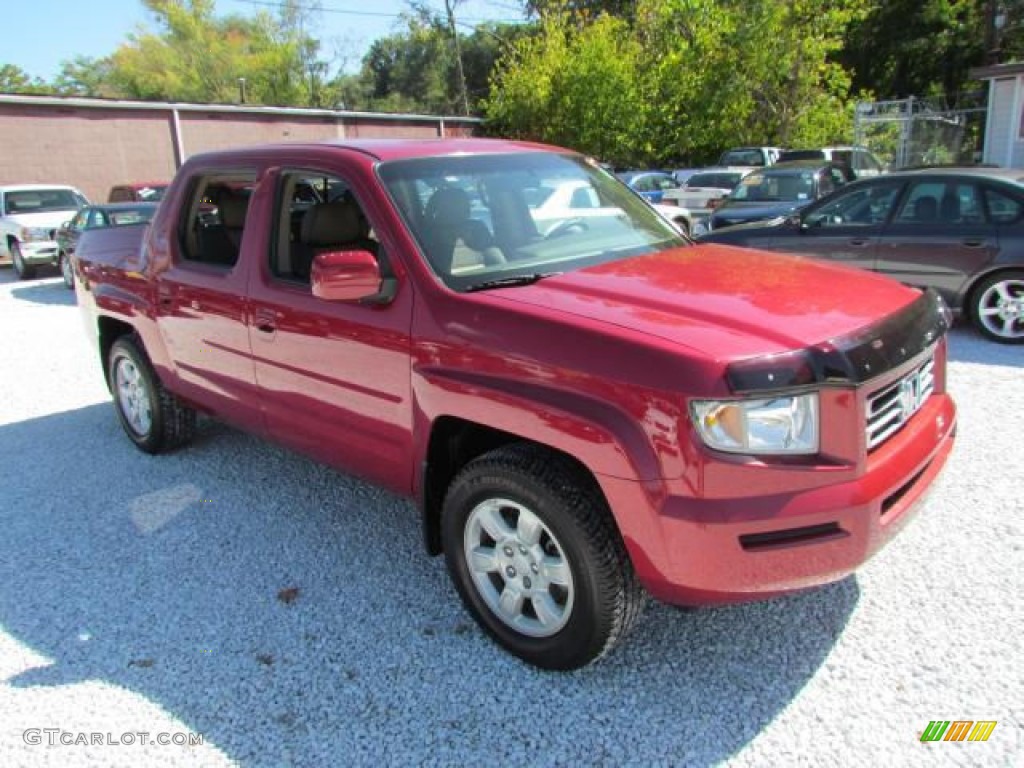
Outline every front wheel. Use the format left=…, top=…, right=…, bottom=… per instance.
left=971, top=271, right=1024, bottom=344
left=59, top=250, right=75, bottom=289
left=441, top=444, right=644, bottom=670
left=10, top=241, right=36, bottom=280
left=108, top=335, right=196, bottom=453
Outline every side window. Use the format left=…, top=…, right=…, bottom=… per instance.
left=633, top=176, right=656, bottom=193
left=656, top=175, right=678, bottom=190
left=984, top=186, right=1024, bottom=224
left=87, top=210, right=108, bottom=228
left=71, top=210, right=88, bottom=230
left=894, top=181, right=945, bottom=224
left=179, top=170, right=256, bottom=268
left=830, top=168, right=848, bottom=188
left=271, top=170, right=380, bottom=284
left=805, top=183, right=900, bottom=227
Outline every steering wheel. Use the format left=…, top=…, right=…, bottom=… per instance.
left=544, top=217, right=589, bottom=239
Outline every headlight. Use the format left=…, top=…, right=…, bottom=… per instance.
left=691, top=393, right=819, bottom=455
left=20, top=227, right=52, bottom=242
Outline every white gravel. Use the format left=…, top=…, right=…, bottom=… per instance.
left=0, top=268, right=1021, bottom=767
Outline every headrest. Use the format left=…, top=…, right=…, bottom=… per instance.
left=426, top=187, right=471, bottom=226
left=460, top=219, right=494, bottom=251
left=301, top=200, right=366, bottom=246
left=218, top=194, right=249, bottom=228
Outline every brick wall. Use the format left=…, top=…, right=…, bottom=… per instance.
left=0, top=97, right=478, bottom=203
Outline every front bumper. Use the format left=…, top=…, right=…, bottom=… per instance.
left=19, top=240, right=60, bottom=265
left=600, top=390, right=956, bottom=606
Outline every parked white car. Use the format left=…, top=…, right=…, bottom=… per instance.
left=661, top=167, right=755, bottom=234
left=529, top=179, right=691, bottom=237
left=1, top=185, right=89, bottom=279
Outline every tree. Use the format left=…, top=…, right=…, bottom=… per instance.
left=0, top=64, right=49, bottom=94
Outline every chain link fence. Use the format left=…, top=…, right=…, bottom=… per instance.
left=853, top=95, right=988, bottom=169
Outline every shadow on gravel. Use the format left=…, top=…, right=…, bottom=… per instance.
left=0, top=404, right=857, bottom=767
left=8, top=277, right=75, bottom=307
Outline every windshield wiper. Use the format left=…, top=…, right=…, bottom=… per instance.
left=464, top=272, right=562, bottom=292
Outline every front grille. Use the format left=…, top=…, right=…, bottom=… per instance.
left=866, top=356, right=935, bottom=450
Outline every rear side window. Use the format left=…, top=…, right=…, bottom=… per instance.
left=178, top=170, right=257, bottom=268
left=896, top=181, right=983, bottom=225
left=984, top=187, right=1024, bottom=224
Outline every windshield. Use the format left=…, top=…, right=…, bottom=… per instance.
left=719, top=149, right=765, bottom=166
left=687, top=172, right=744, bottom=189
left=4, top=188, right=86, bottom=214
left=729, top=171, right=815, bottom=203
left=378, top=152, right=685, bottom=291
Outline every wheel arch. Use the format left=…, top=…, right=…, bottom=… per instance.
left=419, top=414, right=643, bottom=557
left=962, top=265, right=1024, bottom=321
left=97, top=316, right=138, bottom=390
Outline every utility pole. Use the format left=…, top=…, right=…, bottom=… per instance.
left=444, top=0, right=471, bottom=116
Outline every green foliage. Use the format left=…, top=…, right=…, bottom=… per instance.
left=0, top=64, right=49, bottom=94
left=487, top=0, right=870, bottom=165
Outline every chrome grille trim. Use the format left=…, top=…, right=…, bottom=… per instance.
left=866, top=356, right=935, bottom=451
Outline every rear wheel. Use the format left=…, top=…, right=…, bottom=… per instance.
left=970, top=271, right=1024, bottom=344
left=441, top=444, right=644, bottom=670
left=60, top=250, right=75, bottom=289
left=108, top=335, right=196, bottom=453
left=10, top=241, right=36, bottom=280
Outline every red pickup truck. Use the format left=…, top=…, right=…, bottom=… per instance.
left=74, top=138, right=956, bottom=669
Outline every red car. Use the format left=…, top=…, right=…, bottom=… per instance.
left=74, top=139, right=956, bottom=669
left=107, top=182, right=169, bottom=203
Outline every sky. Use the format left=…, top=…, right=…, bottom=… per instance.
left=5, top=0, right=524, bottom=81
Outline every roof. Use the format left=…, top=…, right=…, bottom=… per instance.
left=0, top=93, right=482, bottom=125
left=970, top=62, right=1024, bottom=80
left=749, top=160, right=836, bottom=174
left=0, top=184, right=81, bottom=192
left=892, top=166, right=1024, bottom=182
left=88, top=202, right=161, bottom=211
left=191, top=137, right=567, bottom=164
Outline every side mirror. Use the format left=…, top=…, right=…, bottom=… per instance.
left=311, top=250, right=385, bottom=302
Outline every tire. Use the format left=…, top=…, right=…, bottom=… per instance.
left=108, top=335, right=196, bottom=454
left=441, top=444, right=644, bottom=670
left=59, top=250, right=75, bottom=289
left=10, top=241, right=36, bottom=280
left=970, top=270, right=1024, bottom=344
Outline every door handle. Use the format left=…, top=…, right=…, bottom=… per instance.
left=254, top=308, right=277, bottom=334
left=962, top=238, right=986, bottom=248
left=848, top=238, right=871, bottom=247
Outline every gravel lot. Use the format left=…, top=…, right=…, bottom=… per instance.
left=0, top=267, right=1020, bottom=767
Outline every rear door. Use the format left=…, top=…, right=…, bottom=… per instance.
left=875, top=178, right=999, bottom=306
left=154, top=167, right=262, bottom=429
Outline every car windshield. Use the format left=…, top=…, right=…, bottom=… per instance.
left=687, top=172, right=744, bottom=189
left=719, top=149, right=765, bottom=166
left=378, top=152, right=685, bottom=291
left=108, top=206, right=157, bottom=226
left=4, top=188, right=86, bottom=214
left=134, top=186, right=167, bottom=202
left=729, top=171, right=815, bottom=202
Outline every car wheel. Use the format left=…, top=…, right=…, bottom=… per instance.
left=10, top=241, right=36, bottom=280
left=59, top=251, right=75, bottom=289
left=970, top=271, right=1024, bottom=344
left=108, top=335, right=197, bottom=453
left=441, top=444, right=644, bottom=670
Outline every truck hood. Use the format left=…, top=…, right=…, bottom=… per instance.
left=491, top=244, right=926, bottom=360
left=4, top=210, right=77, bottom=231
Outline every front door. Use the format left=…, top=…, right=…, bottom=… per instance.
left=247, top=167, right=414, bottom=494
